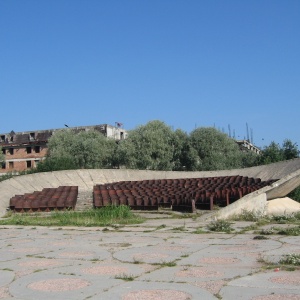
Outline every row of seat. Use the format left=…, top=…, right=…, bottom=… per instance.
left=102, top=176, right=262, bottom=190
left=9, top=186, right=78, bottom=212
left=93, top=176, right=278, bottom=211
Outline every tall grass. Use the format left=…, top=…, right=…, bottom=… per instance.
left=0, top=205, right=144, bottom=227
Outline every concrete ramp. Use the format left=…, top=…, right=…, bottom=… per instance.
left=1, top=158, right=300, bottom=217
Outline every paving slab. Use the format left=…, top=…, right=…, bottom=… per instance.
left=0, top=218, right=299, bottom=300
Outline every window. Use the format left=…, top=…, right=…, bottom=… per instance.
left=0, top=135, right=5, bottom=142
left=35, top=146, right=40, bottom=153
left=30, top=132, right=35, bottom=140
left=1, top=162, right=5, bottom=169
left=26, top=160, right=32, bottom=168
left=26, top=147, right=32, bottom=154
left=2, top=149, right=5, bottom=155
left=120, top=132, right=124, bottom=139
left=9, top=162, right=13, bottom=169
left=9, top=148, right=14, bottom=155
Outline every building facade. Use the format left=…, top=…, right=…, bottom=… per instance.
left=0, top=124, right=127, bottom=174
left=235, top=139, right=261, bottom=154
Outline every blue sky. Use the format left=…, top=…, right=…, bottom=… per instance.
left=1, top=0, right=299, bottom=148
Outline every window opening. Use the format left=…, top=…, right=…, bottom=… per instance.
left=26, top=147, right=32, bottom=154
left=35, top=146, right=40, bottom=153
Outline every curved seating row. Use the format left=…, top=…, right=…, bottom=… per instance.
left=9, top=186, right=78, bottom=212
left=93, top=176, right=278, bottom=212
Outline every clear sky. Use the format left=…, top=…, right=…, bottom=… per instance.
left=1, top=0, right=299, bottom=148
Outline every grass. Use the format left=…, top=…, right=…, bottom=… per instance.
left=171, top=226, right=187, bottom=231
left=114, top=273, right=136, bottom=281
left=0, top=206, right=144, bottom=227
left=253, top=235, right=269, bottom=240
left=258, top=254, right=300, bottom=271
left=207, top=219, right=234, bottom=233
left=193, top=227, right=206, bottom=234
left=279, top=253, right=300, bottom=266
left=152, top=260, right=177, bottom=267
left=232, top=209, right=300, bottom=224
left=258, top=226, right=300, bottom=236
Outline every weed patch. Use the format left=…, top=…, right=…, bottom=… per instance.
left=207, top=219, right=233, bottom=233
left=0, top=206, right=144, bottom=227
left=279, top=253, right=300, bottom=266
left=114, top=273, right=135, bottom=281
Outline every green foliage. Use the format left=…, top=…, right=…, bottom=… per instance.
left=115, top=273, right=136, bottom=281
left=0, top=147, right=4, bottom=164
left=117, top=120, right=176, bottom=170
left=0, top=206, right=144, bottom=227
left=231, top=209, right=267, bottom=222
left=190, top=127, right=243, bottom=171
left=207, top=219, right=233, bottom=233
left=2, top=120, right=299, bottom=174
left=46, top=129, right=117, bottom=169
left=259, top=226, right=300, bottom=236
left=258, top=139, right=299, bottom=165
left=276, top=226, right=300, bottom=236
left=279, top=253, right=300, bottom=266
left=172, top=129, right=199, bottom=171
left=288, top=186, right=300, bottom=203
left=36, top=156, right=77, bottom=172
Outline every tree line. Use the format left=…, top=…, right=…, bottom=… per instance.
left=31, top=120, right=299, bottom=172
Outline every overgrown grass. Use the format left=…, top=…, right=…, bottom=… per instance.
left=0, top=206, right=144, bottom=227
left=279, top=253, right=300, bottom=266
left=258, top=253, right=300, bottom=271
left=207, top=219, right=233, bottom=233
left=231, top=209, right=300, bottom=227
left=230, top=209, right=267, bottom=222
left=259, top=225, right=300, bottom=236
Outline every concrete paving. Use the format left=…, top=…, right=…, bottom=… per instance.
left=0, top=215, right=299, bottom=300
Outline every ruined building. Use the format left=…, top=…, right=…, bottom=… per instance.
left=0, top=124, right=127, bottom=174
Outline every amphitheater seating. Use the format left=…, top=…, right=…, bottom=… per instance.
left=93, top=176, right=278, bottom=212
left=8, top=176, right=278, bottom=213
left=9, top=186, right=78, bottom=212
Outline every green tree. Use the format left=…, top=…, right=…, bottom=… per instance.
left=117, top=120, right=175, bottom=170
left=282, top=139, right=299, bottom=160
left=190, top=127, right=243, bottom=171
left=45, top=129, right=116, bottom=169
left=172, top=129, right=199, bottom=171
left=241, top=151, right=260, bottom=168
left=0, top=147, right=5, bottom=168
left=258, top=139, right=299, bottom=165
left=36, top=156, right=77, bottom=172
left=258, top=141, right=284, bottom=164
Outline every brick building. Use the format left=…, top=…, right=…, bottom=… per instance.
left=0, top=124, right=127, bottom=174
